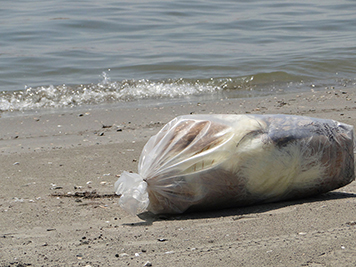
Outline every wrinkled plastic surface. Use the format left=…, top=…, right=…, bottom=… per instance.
left=115, top=172, right=149, bottom=215
left=115, top=114, right=355, bottom=215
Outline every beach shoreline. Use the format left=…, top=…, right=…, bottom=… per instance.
left=1, top=88, right=356, bottom=266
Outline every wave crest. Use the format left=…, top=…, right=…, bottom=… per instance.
left=0, top=71, right=307, bottom=112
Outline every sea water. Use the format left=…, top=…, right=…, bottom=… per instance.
left=1, top=0, right=356, bottom=112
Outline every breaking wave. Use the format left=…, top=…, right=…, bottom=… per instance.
left=0, top=71, right=336, bottom=112
left=0, top=72, right=257, bottom=112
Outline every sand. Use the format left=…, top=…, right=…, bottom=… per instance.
left=1, top=88, right=356, bottom=267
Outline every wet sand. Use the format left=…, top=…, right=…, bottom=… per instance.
left=1, top=88, right=356, bottom=267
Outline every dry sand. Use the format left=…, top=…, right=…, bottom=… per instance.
left=1, top=88, right=356, bottom=266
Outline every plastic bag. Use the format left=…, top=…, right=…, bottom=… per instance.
left=115, top=114, right=355, bottom=215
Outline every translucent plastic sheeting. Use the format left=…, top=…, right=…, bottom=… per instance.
left=115, top=114, right=355, bottom=215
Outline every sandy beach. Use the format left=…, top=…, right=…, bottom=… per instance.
left=1, top=88, right=356, bottom=267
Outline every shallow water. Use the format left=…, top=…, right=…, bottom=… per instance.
left=1, top=0, right=356, bottom=111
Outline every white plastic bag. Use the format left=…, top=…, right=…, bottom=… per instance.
left=115, top=114, right=355, bottom=215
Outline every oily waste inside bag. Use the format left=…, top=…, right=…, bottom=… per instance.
left=115, top=114, right=355, bottom=215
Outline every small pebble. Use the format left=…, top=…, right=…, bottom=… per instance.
left=144, top=261, right=152, bottom=267
left=13, top=197, right=24, bottom=202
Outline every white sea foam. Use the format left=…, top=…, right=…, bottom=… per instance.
left=0, top=71, right=339, bottom=113
left=0, top=73, right=226, bottom=112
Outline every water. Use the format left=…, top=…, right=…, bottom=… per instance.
left=1, top=0, right=356, bottom=112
